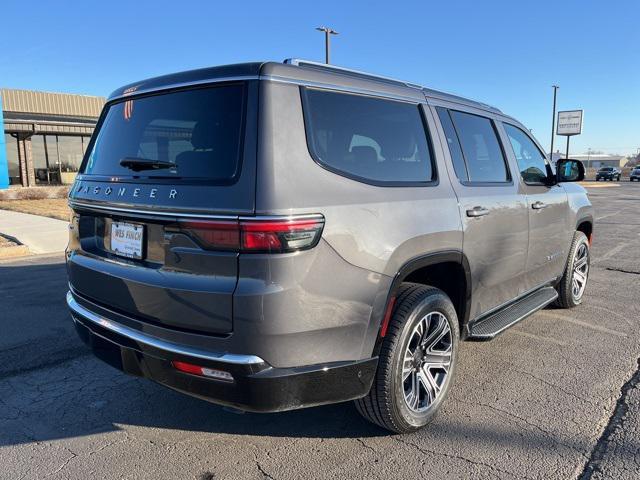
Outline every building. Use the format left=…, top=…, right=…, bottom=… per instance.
left=549, top=151, right=627, bottom=169
left=0, top=88, right=105, bottom=189
left=569, top=154, right=627, bottom=169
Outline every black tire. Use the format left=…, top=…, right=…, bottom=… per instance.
left=555, top=231, right=590, bottom=308
left=355, top=283, right=459, bottom=433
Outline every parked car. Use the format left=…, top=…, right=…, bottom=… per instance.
left=630, top=166, right=640, bottom=181
left=595, top=166, right=621, bottom=181
left=66, top=60, right=593, bottom=433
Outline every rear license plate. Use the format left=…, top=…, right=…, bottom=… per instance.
left=110, top=222, right=144, bottom=259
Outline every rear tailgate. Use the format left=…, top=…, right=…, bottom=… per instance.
left=67, top=80, right=258, bottom=335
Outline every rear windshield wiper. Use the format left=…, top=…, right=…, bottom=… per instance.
left=120, top=157, right=177, bottom=172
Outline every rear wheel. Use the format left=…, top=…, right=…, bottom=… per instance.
left=556, top=231, right=590, bottom=308
left=355, top=283, right=459, bottom=433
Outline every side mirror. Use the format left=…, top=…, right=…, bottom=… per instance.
left=556, top=159, right=585, bottom=183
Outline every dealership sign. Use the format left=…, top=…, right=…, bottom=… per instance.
left=556, top=110, right=583, bottom=136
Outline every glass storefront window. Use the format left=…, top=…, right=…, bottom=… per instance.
left=31, top=135, right=50, bottom=184
left=57, top=136, right=83, bottom=172
left=4, top=134, right=21, bottom=185
left=4, top=133, right=91, bottom=186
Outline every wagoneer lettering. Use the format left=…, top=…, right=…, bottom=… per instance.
left=66, top=59, right=593, bottom=433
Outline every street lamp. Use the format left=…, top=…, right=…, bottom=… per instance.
left=550, top=85, right=559, bottom=161
left=316, top=26, right=338, bottom=64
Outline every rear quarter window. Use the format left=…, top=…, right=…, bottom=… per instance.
left=301, top=88, right=435, bottom=185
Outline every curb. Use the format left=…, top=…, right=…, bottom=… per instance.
left=0, top=233, right=31, bottom=259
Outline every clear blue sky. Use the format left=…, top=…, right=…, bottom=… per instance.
left=1, top=0, right=638, bottom=156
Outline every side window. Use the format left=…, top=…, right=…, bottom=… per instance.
left=449, top=110, right=510, bottom=183
left=503, top=123, right=548, bottom=185
left=302, top=88, right=435, bottom=184
left=435, top=107, right=468, bottom=181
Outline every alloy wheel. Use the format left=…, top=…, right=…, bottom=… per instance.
left=572, top=243, right=589, bottom=301
left=402, top=312, right=452, bottom=413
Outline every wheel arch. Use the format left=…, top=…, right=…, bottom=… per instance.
left=576, top=216, right=594, bottom=244
left=372, top=250, right=472, bottom=355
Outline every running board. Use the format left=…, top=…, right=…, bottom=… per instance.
left=467, top=287, right=558, bottom=341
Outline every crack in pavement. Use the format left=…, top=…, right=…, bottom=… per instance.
left=511, top=367, right=599, bottom=407
left=254, top=451, right=275, bottom=480
left=354, top=437, right=377, bottom=454
left=579, top=358, right=640, bottom=479
left=43, top=447, right=78, bottom=479
left=454, top=399, right=588, bottom=458
left=605, top=267, right=640, bottom=276
left=392, top=436, right=532, bottom=480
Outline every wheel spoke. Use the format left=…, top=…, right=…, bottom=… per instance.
left=422, top=345, right=452, bottom=369
left=574, top=270, right=587, bottom=285
left=422, top=314, right=448, bottom=350
left=574, top=256, right=588, bottom=269
left=414, top=371, right=428, bottom=404
left=420, top=368, right=440, bottom=404
left=406, top=372, right=420, bottom=410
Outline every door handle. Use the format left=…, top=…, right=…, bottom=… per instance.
left=466, top=206, right=490, bottom=217
left=532, top=201, right=548, bottom=210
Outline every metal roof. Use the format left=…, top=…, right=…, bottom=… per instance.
left=106, top=60, right=503, bottom=114
left=1, top=88, right=105, bottom=118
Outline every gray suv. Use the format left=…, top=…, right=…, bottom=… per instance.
left=66, top=60, right=593, bottom=433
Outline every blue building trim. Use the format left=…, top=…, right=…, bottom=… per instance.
left=0, top=93, right=9, bottom=189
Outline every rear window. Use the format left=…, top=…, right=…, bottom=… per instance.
left=82, top=84, right=246, bottom=182
left=599, top=167, right=613, bottom=171
left=301, top=88, right=435, bottom=185
left=448, top=110, right=510, bottom=183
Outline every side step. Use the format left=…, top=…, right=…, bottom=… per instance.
left=467, top=286, right=558, bottom=341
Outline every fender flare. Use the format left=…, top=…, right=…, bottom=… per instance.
left=372, top=250, right=472, bottom=356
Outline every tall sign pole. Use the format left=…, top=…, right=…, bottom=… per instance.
left=550, top=85, right=559, bottom=161
left=556, top=110, right=584, bottom=161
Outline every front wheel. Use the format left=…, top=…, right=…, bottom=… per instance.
left=556, top=231, right=590, bottom=308
left=355, top=283, right=459, bottom=433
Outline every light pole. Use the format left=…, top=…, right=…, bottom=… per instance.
left=550, top=85, right=559, bottom=161
left=316, top=26, right=338, bottom=64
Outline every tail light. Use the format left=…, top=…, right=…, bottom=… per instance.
left=175, top=215, right=324, bottom=253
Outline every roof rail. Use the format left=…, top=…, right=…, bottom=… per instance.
left=283, top=58, right=423, bottom=90
left=283, top=58, right=502, bottom=114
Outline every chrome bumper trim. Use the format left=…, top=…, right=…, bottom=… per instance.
left=66, top=291, right=266, bottom=365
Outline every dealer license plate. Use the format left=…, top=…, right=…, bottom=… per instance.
left=110, top=222, right=144, bottom=259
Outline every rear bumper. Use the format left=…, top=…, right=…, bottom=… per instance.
left=67, top=291, right=377, bottom=412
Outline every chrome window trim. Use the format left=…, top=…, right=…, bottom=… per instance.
left=67, top=291, right=266, bottom=365
left=262, top=74, right=423, bottom=104
left=109, top=73, right=424, bottom=105
left=108, top=75, right=260, bottom=102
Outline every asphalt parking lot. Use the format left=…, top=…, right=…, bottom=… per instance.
left=1, top=182, right=639, bottom=480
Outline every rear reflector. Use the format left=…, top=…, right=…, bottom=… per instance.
left=176, top=215, right=324, bottom=253
left=379, top=296, right=397, bottom=338
left=172, top=361, right=234, bottom=382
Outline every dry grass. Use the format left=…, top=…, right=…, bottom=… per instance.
left=0, top=199, right=70, bottom=221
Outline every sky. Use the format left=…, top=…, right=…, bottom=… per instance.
left=1, top=0, right=638, bottom=156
